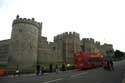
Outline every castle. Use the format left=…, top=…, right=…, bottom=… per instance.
left=0, top=15, right=114, bottom=72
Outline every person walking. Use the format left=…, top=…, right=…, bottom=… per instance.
left=13, top=65, right=20, bottom=77
left=49, top=64, right=53, bottom=73
left=62, top=64, right=66, bottom=71
left=40, top=66, right=44, bottom=76
left=36, top=64, right=40, bottom=76
left=109, top=60, right=114, bottom=70
left=55, top=64, right=59, bottom=73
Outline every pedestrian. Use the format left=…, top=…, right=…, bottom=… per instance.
left=49, top=64, right=53, bottom=73
left=13, top=67, right=20, bottom=77
left=62, top=64, right=66, bottom=71
left=36, top=64, right=40, bottom=76
left=106, top=60, right=111, bottom=70
left=40, top=66, right=44, bottom=76
left=109, top=60, right=114, bottom=70
left=16, top=68, right=20, bottom=76
left=55, top=64, right=59, bottom=73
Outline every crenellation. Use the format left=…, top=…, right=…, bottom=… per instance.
left=16, top=15, right=19, bottom=19
left=32, top=18, right=35, bottom=21
left=65, top=32, right=68, bottom=35
left=58, top=34, right=61, bottom=39
left=73, top=32, right=78, bottom=37
left=95, top=41, right=100, bottom=45
left=54, top=32, right=80, bottom=41
left=13, top=15, right=41, bottom=30
left=82, top=38, right=94, bottom=43
left=24, top=18, right=26, bottom=20
left=69, top=32, right=72, bottom=35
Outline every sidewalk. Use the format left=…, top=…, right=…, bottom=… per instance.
left=0, top=73, right=35, bottom=79
left=0, top=69, right=77, bottom=79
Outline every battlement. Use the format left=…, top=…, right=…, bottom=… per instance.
left=54, top=32, right=80, bottom=41
left=102, top=43, right=113, bottom=47
left=12, top=15, right=42, bottom=30
left=63, top=32, right=79, bottom=37
left=95, top=41, right=100, bottom=45
left=82, top=38, right=94, bottom=43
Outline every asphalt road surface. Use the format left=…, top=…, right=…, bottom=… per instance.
left=0, top=60, right=125, bottom=83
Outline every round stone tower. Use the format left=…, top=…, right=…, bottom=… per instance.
left=8, top=15, right=42, bottom=72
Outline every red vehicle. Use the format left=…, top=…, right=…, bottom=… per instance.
left=74, top=51, right=105, bottom=70
left=0, top=68, right=6, bottom=76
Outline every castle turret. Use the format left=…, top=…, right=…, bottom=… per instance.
left=54, top=32, right=81, bottom=64
left=8, top=15, right=41, bottom=72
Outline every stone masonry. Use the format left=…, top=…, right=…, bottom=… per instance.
left=0, top=15, right=114, bottom=72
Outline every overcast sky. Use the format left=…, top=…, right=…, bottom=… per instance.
left=0, top=0, right=125, bottom=51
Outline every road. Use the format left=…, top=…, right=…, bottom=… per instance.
left=0, top=60, right=125, bottom=83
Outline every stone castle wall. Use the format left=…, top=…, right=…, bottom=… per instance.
left=37, top=36, right=53, bottom=64
left=0, top=15, right=114, bottom=72
left=0, top=39, right=10, bottom=66
left=54, top=32, right=81, bottom=64
left=81, top=38, right=114, bottom=56
left=81, top=38, right=96, bottom=53
left=8, top=15, right=40, bottom=71
left=100, top=43, right=114, bottom=56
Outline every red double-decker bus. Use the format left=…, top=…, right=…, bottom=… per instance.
left=74, top=51, right=105, bottom=70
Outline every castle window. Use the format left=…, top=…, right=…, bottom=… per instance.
left=53, top=47, right=56, bottom=51
left=19, top=29, right=22, bottom=32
